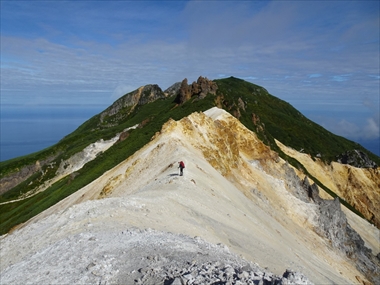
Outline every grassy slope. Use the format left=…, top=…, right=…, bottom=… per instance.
left=215, top=77, right=379, bottom=165
left=1, top=77, right=378, bottom=234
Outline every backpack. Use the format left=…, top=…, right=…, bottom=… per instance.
left=179, top=161, right=185, bottom=168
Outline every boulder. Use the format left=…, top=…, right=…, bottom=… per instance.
left=337, top=150, right=377, bottom=168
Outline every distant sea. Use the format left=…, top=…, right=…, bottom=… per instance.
left=0, top=105, right=106, bottom=162
left=1, top=105, right=379, bottom=162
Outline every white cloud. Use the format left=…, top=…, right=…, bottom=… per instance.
left=328, top=117, right=379, bottom=140
left=363, top=118, right=380, bottom=139
left=336, top=120, right=361, bottom=138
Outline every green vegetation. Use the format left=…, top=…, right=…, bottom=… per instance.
left=214, top=77, right=380, bottom=165
left=1, top=76, right=378, bottom=234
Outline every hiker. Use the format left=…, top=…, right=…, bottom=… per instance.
left=178, top=161, right=185, bottom=176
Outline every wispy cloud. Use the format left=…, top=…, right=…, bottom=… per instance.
left=330, top=74, right=353, bottom=82
left=1, top=0, right=379, bottom=143
left=334, top=117, right=379, bottom=140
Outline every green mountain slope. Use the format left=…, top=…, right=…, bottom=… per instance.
left=215, top=77, right=379, bottom=164
left=0, top=76, right=378, bottom=235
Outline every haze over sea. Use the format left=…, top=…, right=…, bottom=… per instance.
left=1, top=103, right=379, bottom=162
left=0, top=105, right=105, bottom=162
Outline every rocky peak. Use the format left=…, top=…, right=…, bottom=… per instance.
left=163, top=82, right=182, bottom=97
left=196, top=76, right=218, bottom=98
left=176, top=76, right=218, bottom=104
left=100, top=84, right=165, bottom=124
left=137, top=84, right=166, bottom=105
left=337, top=150, right=377, bottom=169
left=178, top=78, right=191, bottom=104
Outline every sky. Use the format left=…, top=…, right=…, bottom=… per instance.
left=1, top=0, right=379, bottom=153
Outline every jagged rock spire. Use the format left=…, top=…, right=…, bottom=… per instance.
left=176, top=76, right=218, bottom=104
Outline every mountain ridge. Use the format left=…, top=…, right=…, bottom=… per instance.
left=0, top=76, right=379, bottom=236
left=1, top=107, right=379, bottom=284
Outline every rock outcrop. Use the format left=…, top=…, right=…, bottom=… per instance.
left=299, top=178, right=380, bottom=285
left=164, top=81, right=182, bottom=98
left=277, top=140, right=380, bottom=230
left=178, top=78, right=192, bottom=104
left=0, top=155, right=57, bottom=195
left=100, top=84, right=166, bottom=125
left=175, top=76, right=218, bottom=104
left=316, top=197, right=380, bottom=285
left=337, top=149, right=378, bottom=169
left=277, top=165, right=380, bottom=285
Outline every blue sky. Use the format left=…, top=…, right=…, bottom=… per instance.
left=1, top=0, right=379, bottom=148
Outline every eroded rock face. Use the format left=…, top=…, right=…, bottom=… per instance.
left=0, top=156, right=57, bottom=195
left=277, top=140, right=380, bottom=230
left=302, top=177, right=323, bottom=204
left=298, top=178, right=380, bottom=285
left=176, top=76, right=218, bottom=104
left=317, top=197, right=380, bottom=285
left=0, top=164, right=40, bottom=195
left=117, top=131, right=130, bottom=143
left=158, top=109, right=275, bottom=176
left=280, top=167, right=380, bottom=285
left=341, top=167, right=380, bottom=229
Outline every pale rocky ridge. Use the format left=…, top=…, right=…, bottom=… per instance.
left=1, top=107, right=379, bottom=285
